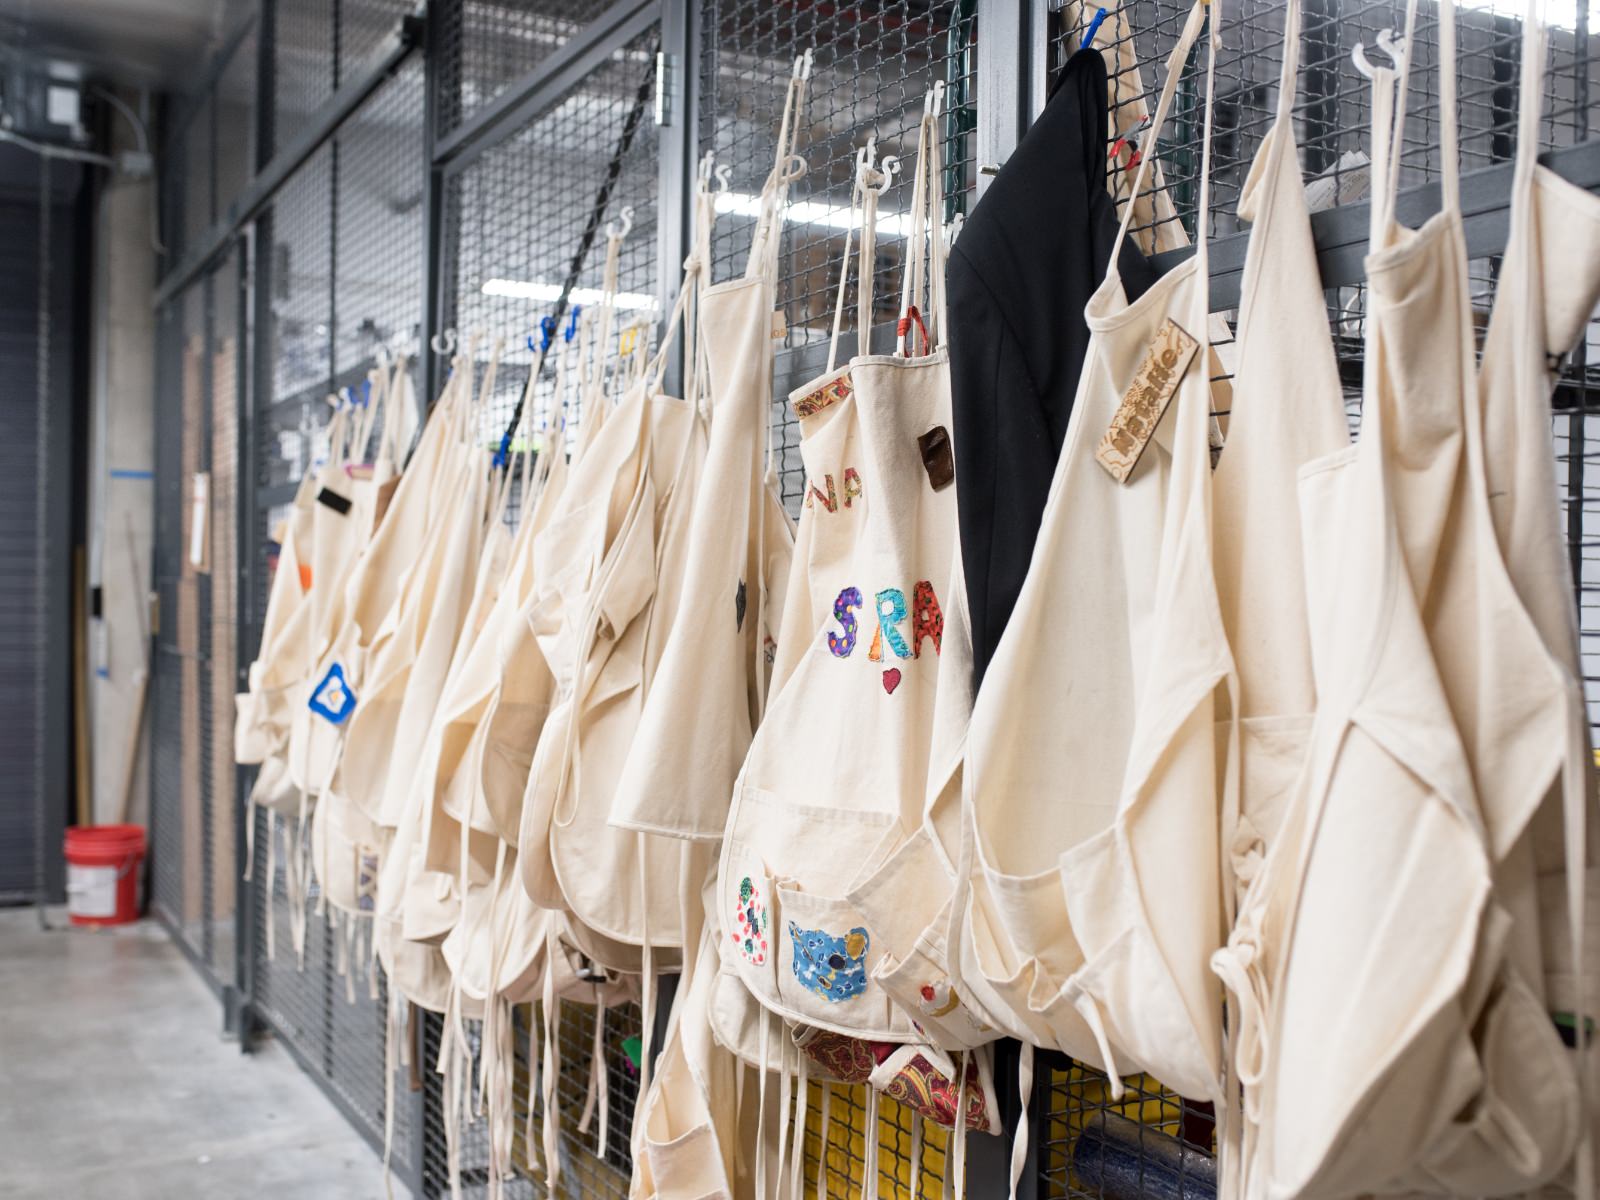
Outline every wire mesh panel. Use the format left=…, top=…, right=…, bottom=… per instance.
left=341, top=0, right=415, bottom=80
left=420, top=1000, right=645, bottom=1199
left=335, top=59, right=428, bottom=375
left=697, top=0, right=978, bottom=509
left=441, top=22, right=662, bottom=452
left=150, top=298, right=189, bottom=930
left=1044, top=0, right=1599, bottom=250
left=274, top=0, right=338, bottom=153
left=433, top=0, right=610, bottom=142
left=799, top=1080, right=956, bottom=1200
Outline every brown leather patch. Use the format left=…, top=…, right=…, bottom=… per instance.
left=918, top=425, right=955, bottom=491
left=1095, top=317, right=1200, bottom=483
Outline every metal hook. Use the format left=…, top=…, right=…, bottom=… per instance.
left=606, top=205, right=635, bottom=241
left=698, top=150, right=716, bottom=186
left=715, top=163, right=733, bottom=193
left=792, top=48, right=814, bottom=80
left=924, top=81, right=946, bottom=119
left=870, top=154, right=901, bottom=195
left=429, top=328, right=457, bottom=355
left=1352, top=28, right=1405, bottom=79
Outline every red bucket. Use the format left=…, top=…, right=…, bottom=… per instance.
left=64, top=824, right=146, bottom=927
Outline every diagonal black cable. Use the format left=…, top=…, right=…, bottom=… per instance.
left=495, top=38, right=661, bottom=466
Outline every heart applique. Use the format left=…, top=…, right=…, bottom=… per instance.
left=882, top=668, right=901, bottom=695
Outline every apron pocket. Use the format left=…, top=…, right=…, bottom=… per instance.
left=873, top=912, right=997, bottom=1051
left=776, top=885, right=898, bottom=1033
left=1409, top=970, right=1579, bottom=1194
left=1064, top=922, right=1221, bottom=1104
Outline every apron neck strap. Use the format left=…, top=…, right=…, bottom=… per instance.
left=1515, top=0, right=1547, bottom=189
left=1275, top=0, right=1301, bottom=125
left=897, top=84, right=950, bottom=355
left=1377, top=0, right=1460, bottom=229
left=826, top=147, right=892, bottom=373
left=745, top=59, right=811, bottom=283
left=1107, top=0, right=1217, bottom=276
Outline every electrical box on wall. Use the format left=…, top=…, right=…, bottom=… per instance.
left=0, top=49, right=88, bottom=145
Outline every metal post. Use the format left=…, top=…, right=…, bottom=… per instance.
left=656, top=0, right=697, bottom=397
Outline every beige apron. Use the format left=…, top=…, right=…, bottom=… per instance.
left=1214, top=21, right=1498, bottom=1193
left=1208, top=0, right=1349, bottom=895
left=309, top=357, right=466, bottom=920
left=609, top=70, right=807, bottom=844
left=717, top=86, right=960, bottom=1046
left=928, top=1, right=1230, bottom=1113
left=1438, top=0, right=1600, bottom=1182
left=630, top=65, right=813, bottom=1200
left=518, top=194, right=713, bottom=969
left=235, top=469, right=316, bottom=768
left=337, top=348, right=490, bottom=831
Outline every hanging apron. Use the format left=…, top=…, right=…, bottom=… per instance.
left=629, top=65, right=812, bottom=1200
left=1207, top=0, right=1350, bottom=910
left=286, top=373, right=390, bottom=797
left=234, top=469, right=317, bottom=768
left=1214, top=17, right=1498, bottom=1192
left=310, top=357, right=465, bottom=918
left=914, top=1, right=1231, bottom=1112
left=609, top=70, right=807, bottom=844
left=1390, top=0, right=1600, bottom=1184
left=716, top=88, right=961, bottom=1045
left=1478, top=0, right=1600, bottom=1165
left=517, top=208, right=711, bottom=969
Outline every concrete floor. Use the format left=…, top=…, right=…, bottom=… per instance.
left=0, top=909, right=407, bottom=1199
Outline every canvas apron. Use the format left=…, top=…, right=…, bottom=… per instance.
left=289, top=359, right=420, bottom=798
left=337, top=348, right=491, bottom=831
left=1399, top=0, right=1600, bottom=1183
left=310, top=357, right=468, bottom=918
left=1212, top=29, right=1493, bottom=1195
left=608, top=67, right=808, bottom=844
left=630, top=66, right=813, bottom=1200
left=235, top=469, right=317, bottom=768
left=517, top=215, right=710, bottom=969
left=1479, top=0, right=1600, bottom=1165
left=909, top=2, right=1230, bottom=1114
left=716, top=88, right=961, bottom=1045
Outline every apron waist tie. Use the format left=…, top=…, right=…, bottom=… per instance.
left=1069, top=986, right=1126, bottom=1101
left=1009, top=1043, right=1034, bottom=1200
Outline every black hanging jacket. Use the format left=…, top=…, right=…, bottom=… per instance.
left=947, top=48, right=1159, bottom=688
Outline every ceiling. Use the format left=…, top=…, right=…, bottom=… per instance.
left=0, top=0, right=249, bottom=90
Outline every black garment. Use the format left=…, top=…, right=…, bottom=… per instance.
left=948, top=49, right=1159, bottom=688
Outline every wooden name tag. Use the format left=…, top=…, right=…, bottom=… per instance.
left=1095, top=318, right=1200, bottom=483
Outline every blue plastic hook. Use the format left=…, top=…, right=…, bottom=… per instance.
left=564, top=305, right=583, bottom=343
left=360, top=378, right=372, bottom=407
left=539, top=314, right=557, bottom=353
left=1081, top=6, right=1109, bottom=49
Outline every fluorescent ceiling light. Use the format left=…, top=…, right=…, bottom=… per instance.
left=479, top=280, right=658, bottom=309
left=714, top=190, right=912, bottom=238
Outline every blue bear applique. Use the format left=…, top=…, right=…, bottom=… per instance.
left=788, top=922, right=870, bottom=1002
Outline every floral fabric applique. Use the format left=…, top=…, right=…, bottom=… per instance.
left=730, top=876, right=769, bottom=966
left=788, top=923, right=870, bottom=1001
left=798, top=1030, right=889, bottom=1082
left=881, top=1052, right=995, bottom=1132
left=793, top=374, right=852, bottom=419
